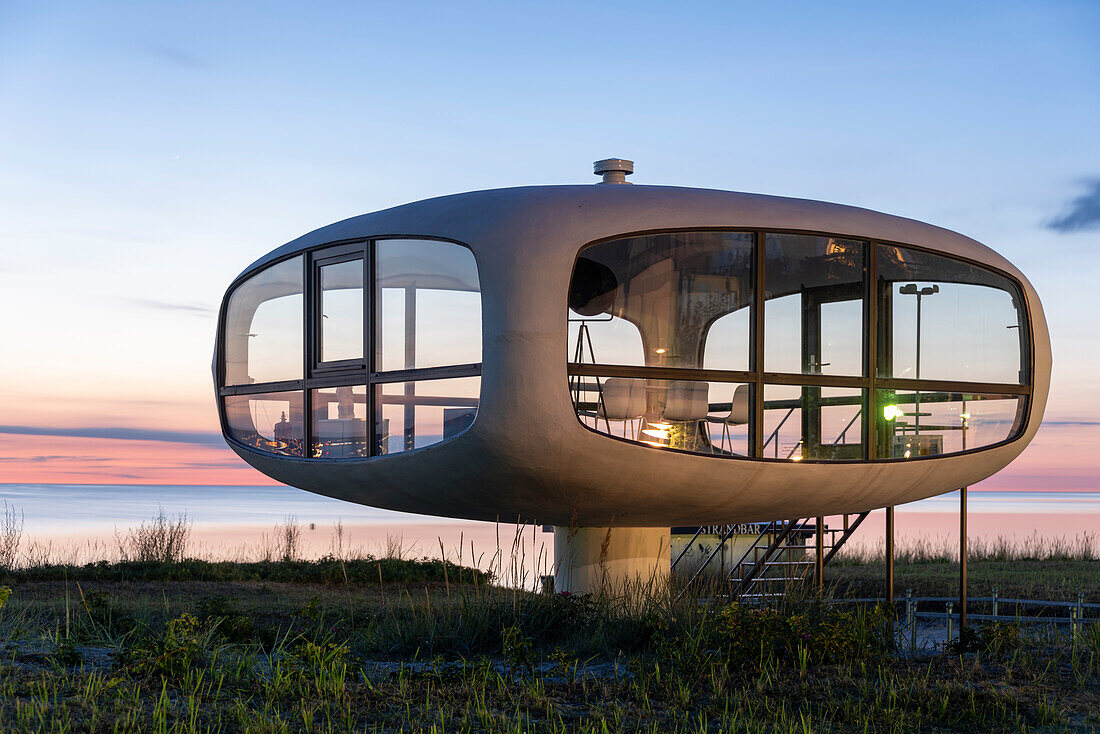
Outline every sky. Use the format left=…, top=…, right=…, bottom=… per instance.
left=0, top=1, right=1098, bottom=490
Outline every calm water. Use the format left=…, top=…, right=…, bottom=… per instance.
left=0, top=484, right=460, bottom=535
left=2, top=484, right=1098, bottom=556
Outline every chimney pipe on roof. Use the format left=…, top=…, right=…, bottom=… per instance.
left=593, top=158, right=634, bottom=185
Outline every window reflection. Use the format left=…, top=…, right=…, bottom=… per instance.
left=375, top=377, right=480, bottom=455
left=568, top=232, right=754, bottom=371
left=225, top=391, right=304, bottom=457
left=376, top=240, right=481, bottom=371
left=571, top=376, right=751, bottom=457
left=223, top=256, right=303, bottom=385
left=877, top=245, right=1027, bottom=384
left=311, top=385, right=368, bottom=458
left=565, top=230, right=1031, bottom=461
left=567, top=316, right=646, bottom=367
left=876, top=390, right=1025, bottom=458
left=319, top=258, right=363, bottom=363
left=763, top=385, right=865, bottom=461
left=765, top=234, right=865, bottom=376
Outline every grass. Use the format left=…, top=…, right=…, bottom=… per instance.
left=0, top=513, right=1096, bottom=731
left=0, top=560, right=1096, bottom=731
left=831, top=532, right=1100, bottom=604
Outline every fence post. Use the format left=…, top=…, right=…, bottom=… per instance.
left=1071, top=607, right=1079, bottom=638
left=1078, top=592, right=1084, bottom=628
left=907, top=589, right=916, bottom=648
left=946, top=601, right=954, bottom=643
left=992, top=587, right=999, bottom=618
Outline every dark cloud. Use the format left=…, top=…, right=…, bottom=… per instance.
left=121, top=298, right=215, bottom=317
left=1040, top=420, right=1100, bottom=426
left=145, top=43, right=205, bottom=68
left=0, top=455, right=114, bottom=463
left=1046, top=179, right=1100, bottom=233
left=176, top=459, right=250, bottom=469
left=0, top=425, right=225, bottom=446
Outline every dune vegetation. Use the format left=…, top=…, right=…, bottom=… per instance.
left=0, top=510, right=1096, bottom=732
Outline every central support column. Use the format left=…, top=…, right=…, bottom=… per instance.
left=553, top=527, right=670, bottom=595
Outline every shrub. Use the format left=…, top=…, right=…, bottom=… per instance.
left=116, top=509, right=191, bottom=563
left=124, top=612, right=209, bottom=679
left=0, top=503, right=23, bottom=571
left=948, top=621, right=1023, bottom=655
left=708, top=602, right=890, bottom=669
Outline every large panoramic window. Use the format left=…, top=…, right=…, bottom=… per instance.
left=223, top=256, right=304, bottom=386
left=568, top=232, right=754, bottom=371
left=765, top=234, right=865, bottom=376
left=219, top=239, right=481, bottom=459
left=376, top=240, right=481, bottom=371
left=877, top=245, right=1027, bottom=385
left=568, top=231, right=1031, bottom=462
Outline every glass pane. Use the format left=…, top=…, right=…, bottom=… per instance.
left=568, top=232, right=754, bottom=371
left=763, top=385, right=865, bottom=461
left=567, top=317, right=646, bottom=366
left=223, top=257, right=303, bottom=385
left=320, top=259, right=363, bottom=363
left=876, top=389, right=1026, bottom=458
left=224, top=390, right=304, bottom=457
left=375, top=377, right=480, bottom=454
left=877, top=245, right=1027, bottom=384
left=571, top=375, right=751, bottom=457
left=765, top=234, right=865, bottom=376
left=376, top=240, right=481, bottom=372
left=311, top=385, right=368, bottom=458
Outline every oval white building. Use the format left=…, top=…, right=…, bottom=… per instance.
left=214, top=162, right=1050, bottom=591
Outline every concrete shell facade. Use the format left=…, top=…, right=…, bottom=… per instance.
left=214, top=184, right=1050, bottom=528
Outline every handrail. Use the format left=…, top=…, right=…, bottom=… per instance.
left=670, top=527, right=706, bottom=572
left=762, top=408, right=795, bottom=456
left=729, top=518, right=811, bottom=598
left=838, top=596, right=1099, bottom=611
left=821, top=512, right=869, bottom=566
left=831, top=408, right=862, bottom=446
left=675, top=523, right=747, bottom=600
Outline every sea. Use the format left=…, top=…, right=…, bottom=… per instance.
left=1, top=484, right=1097, bottom=579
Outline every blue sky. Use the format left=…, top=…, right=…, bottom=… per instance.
left=0, top=0, right=1097, bottom=484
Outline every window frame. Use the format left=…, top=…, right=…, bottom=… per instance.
left=566, top=227, right=1034, bottom=464
left=217, top=236, right=482, bottom=461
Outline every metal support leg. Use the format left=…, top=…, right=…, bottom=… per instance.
left=815, top=516, right=824, bottom=596
left=886, top=506, right=895, bottom=613
left=960, top=487, right=968, bottom=632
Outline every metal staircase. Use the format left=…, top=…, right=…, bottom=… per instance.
left=674, top=513, right=869, bottom=601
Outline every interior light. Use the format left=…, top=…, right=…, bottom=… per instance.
left=791, top=455, right=804, bottom=462
left=883, top=405, right=902, bottom=421
left=640, top=440, right=666, bottom=448
left=655, top=348, right=667, bottom=354
left=960, top=412, right=970, bottom=420
left=648, top=421, right=672, bottom=430
left=641, top=428, right=670, bottom=440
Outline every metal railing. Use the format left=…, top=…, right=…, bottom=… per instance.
left=836, top=590, right=1098, bottom=647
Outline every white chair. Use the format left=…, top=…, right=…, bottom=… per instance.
left=720, top=384, right=750, bottom=454
left=597, top=377, right=647, bottom=438
left=663, top=381, right=710, bottom=422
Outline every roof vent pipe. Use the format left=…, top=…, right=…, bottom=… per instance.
left=593, top=158, right=634, bottom=185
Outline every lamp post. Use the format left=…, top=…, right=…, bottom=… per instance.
left=898, top=284, right=938, bottom=436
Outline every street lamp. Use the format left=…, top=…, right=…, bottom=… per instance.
left=899, top=283, right=939, bottom=436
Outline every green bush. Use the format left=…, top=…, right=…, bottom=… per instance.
left=122, top=612, right=210, bottom=679
left=707, top=602, right=890, bottom=669
left=0, top=556, right=491, bottom=586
